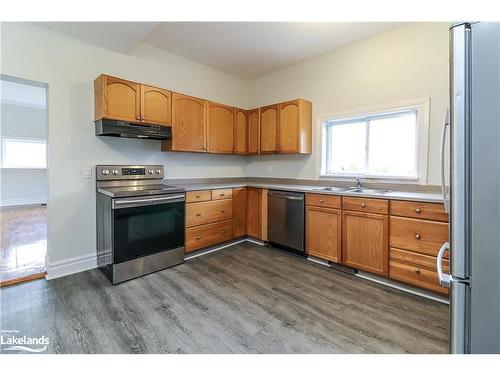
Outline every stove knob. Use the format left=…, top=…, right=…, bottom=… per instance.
left=148, top=169, right=154, bottom=174
left=112, top=169, right=119, bottom=175
left=102, top=169, right=110, bottom=175
left=155, top=169, right=161, bottom=174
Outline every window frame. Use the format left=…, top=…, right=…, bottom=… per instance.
left=318, top=98, right=430, bottom=184
left=1, top=137, right=48, bottom=170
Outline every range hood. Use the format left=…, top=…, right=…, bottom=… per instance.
left=95, top=119, right=171, bottom=140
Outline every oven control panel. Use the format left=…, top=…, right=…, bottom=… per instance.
left=96, top=165, right=164, bottom=180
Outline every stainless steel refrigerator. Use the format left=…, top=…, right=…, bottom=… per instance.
left=438, top=22, right=500, bottom=354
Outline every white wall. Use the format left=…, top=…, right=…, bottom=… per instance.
left=246, top=22, right=450, bottom=185
left=1, top=102, right=48, bottom=206
left=0, top=22, right=248, bottom=268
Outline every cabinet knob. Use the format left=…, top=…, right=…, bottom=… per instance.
left=221, top=209, right=225, bottom=213
left=221, top=230, right=226, bottom=234
left=415, top=208, right=421, bottom=213
left=136, top=115, right=140, bottom=120
left=320, top=199, right=324, bottom=203
left=196, top=236, right=202, bottom=240
left=141, top=116, right=145, bottom=120
left=195, top=213, right=202, bottom=217
left=196, top=195, right=201, bottom=198
left=415, top=268, right=421, bottom=274
left=361, top=203, right=367, bottom=208
left=220, top=193, right=225, bottom=197
left=415, top=234, right=421, bottom=240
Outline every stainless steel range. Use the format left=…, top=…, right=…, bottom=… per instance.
left=96, top=164, right=185, bottom=284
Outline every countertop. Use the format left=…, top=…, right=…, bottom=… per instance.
left=172, top=182, right=444, bottom=203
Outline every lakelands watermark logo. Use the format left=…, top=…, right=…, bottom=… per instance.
left=1, top=329, right=49, bottom=353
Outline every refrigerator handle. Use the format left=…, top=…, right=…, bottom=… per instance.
left=440, top=109, right=450, bottom=213
left=437, top=241, right=451, bottom=287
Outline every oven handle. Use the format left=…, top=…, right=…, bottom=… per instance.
left=112, top=194, right=185, bottom=209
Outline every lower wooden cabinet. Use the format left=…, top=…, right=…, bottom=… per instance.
left=246, top=188, right=262, bottom=239
left=232, top=187, right=247, bottom=238
left=342, top=210, right=389, bottom=276
left=186, top=220, right=233, bottom=253
left=185, top=199, right=232, bottom=228
left=306, top=206, right=341, bottom=263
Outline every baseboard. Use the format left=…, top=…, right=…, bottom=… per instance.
left=45, top=252, right=97, bottom=280
left=0, top=197, right=47, bottom=207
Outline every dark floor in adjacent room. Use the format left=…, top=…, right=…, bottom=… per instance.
left=0, top=242, right=449, bottom=354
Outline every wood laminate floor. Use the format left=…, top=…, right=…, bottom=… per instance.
left=0, top=243, right=449, bottom=354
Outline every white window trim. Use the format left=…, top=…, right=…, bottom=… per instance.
left=1, top=136, right=48, bottom=170
left=316, top=98, right=430, bottom=185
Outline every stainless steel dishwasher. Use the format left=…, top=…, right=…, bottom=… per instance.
left=267, top=190, right=305, bottom=255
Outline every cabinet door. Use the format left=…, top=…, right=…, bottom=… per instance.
left=168, top=93, right=207, bottom=152
left=234, top=108, right=248, bottom=155
left=246, top=188, right=262, bottom=239
left=342, top=210, right=389, bottom=276
left=140, top=84, right=171, bottom=126
left=306, top=206, right=341, bottom=263
left=278, top=99, right=312, bottom=154
left=260, top=104, right=279, bottom=153
left=208, top=102, right=234, bottom=153
left=247, top=108, right=260, bottom=155
left=96, top=75, right=141, bottom=122
left=233, top=188, right=247, bottom=238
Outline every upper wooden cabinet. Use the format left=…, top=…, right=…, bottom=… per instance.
left=234, top=108, right=248, bottom=155
left=140, top=84, right=171, bottom=126
left=162, top=93, right=207, bottom=152
left=94, top=75, right=141, bottom=123
left=208, top=102, right=234, bottom=154
left=247, top=108, right=260, bottom=155
left=278, top=99, right=312, bottom=154
left=260, top=104, right=279, bottom=153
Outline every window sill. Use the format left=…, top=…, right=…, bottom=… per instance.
left=319, top=174, right=423, bottom=185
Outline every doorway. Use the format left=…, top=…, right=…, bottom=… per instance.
left=0, top=75, right=48, bottom=286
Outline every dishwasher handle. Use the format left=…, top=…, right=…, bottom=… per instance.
left=268, top=192, right=304, bottom=201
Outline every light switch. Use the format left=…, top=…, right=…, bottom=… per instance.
left=83, top=167, right=92, bottom=178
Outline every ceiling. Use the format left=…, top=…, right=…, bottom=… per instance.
left=35, top=22, right=402, bottom=79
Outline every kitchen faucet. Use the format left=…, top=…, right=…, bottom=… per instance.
left=355, top=177, right=362, bottom=188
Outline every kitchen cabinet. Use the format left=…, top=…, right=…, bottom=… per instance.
left=246, top=188, right=262, bottom=239
left=342, top=210, right=389, bottom=276
left=186, top=199, right=233, bottom=228
left=260, top=104, right=279, bottom=153
left=306, top=205, right=342, bottom=263
left=208, top=101, right=234, bottom=154
left=186, top=220, right=233, bottom=253
left=234, top=108, right=248, bottom=155
left=247, top=108, right=260, bottom=155
left=94, top=75, right=141, bottom=123
left=232, top=187, right=247, bottom=238
left=140, top=84, right=171, bottom=126
left=162, top=92, right=207, bottom=152
left=278, top=99, right=312, bottom=154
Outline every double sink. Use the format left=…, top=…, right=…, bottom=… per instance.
left=313, top=186, right=392, bottom=195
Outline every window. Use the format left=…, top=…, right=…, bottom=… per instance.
left=1, top=138, right=47, bottom=169
left=320, top=102, right=429, bottom=181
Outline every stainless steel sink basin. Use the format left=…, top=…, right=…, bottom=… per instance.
left=347, top=187, right=392, bottom=195
left=312, top=186, right=350, bottom=192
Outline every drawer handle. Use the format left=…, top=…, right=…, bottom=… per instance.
left=196, top=236, right=202, bottom=240
left=415, top=268, right=421, bottom=274
left=320, top=199, right=324, bottom=203
left=195, top=213, right=202, bottom=217
left=196, top=195, right=201, bottom=199
left=221, top=230, right=226, bottom=234
left=221, top=209, right=225, bottom=213
left=361, top=203, right=367, bottom=208
left=415, top=234, right=421, bottom=240
left=220, top=193, right=225, bottom=197
left=415, top=208, right=421, bottom=213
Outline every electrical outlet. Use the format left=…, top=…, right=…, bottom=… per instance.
left=83, top=167, right=92, bottom=178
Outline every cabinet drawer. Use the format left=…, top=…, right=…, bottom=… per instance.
left=186, top=200, right=233, bottom=228
left=342, top=196, right=389, bottom=214
left=186, top=190, right=211, bottom=203
left=390, top=216, right=449, bottom=257
left=390, top=248, right=449, bottom=294
left=391, top=200, right=448, bottom=222
left=211, top=188, right=233, bottom=200
left=185, top=220, right=233, bottom=253
left=305, top=193, right=341, bottom=209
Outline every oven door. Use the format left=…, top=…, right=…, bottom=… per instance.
left=112, top=193, right=185, bottom=264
